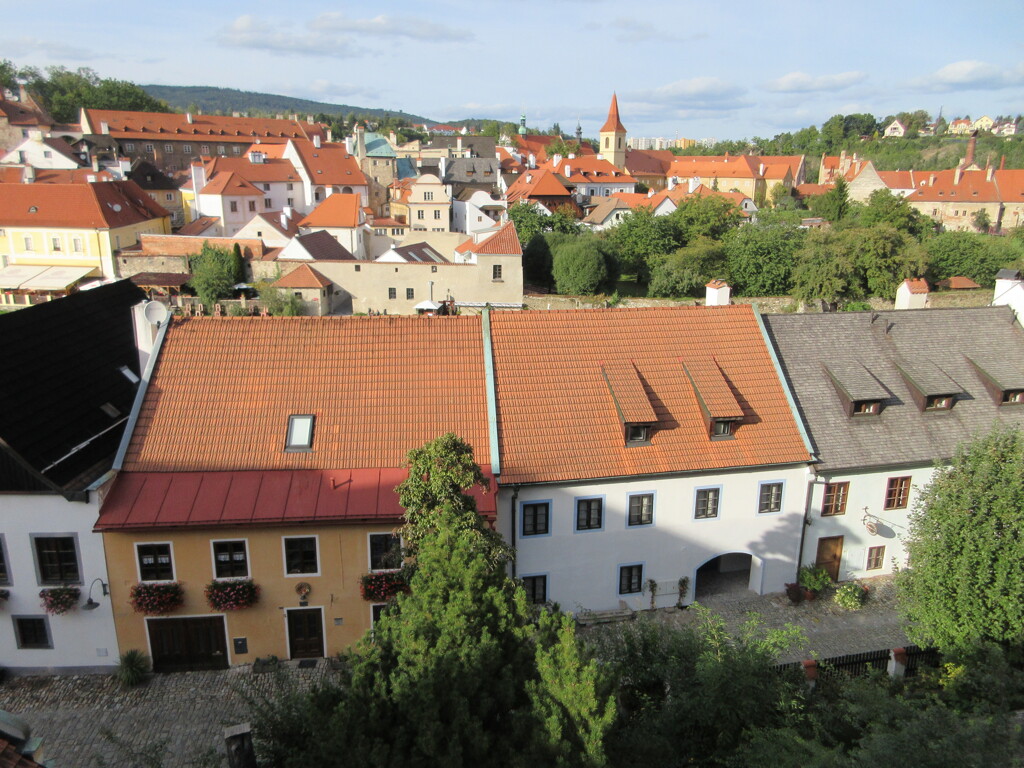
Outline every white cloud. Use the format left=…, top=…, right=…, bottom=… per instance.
left=764, top=71, right=867, bottom=93
left=314, top=12, right=474, bottom=42
left=217, top=15, right=365, bottom=58
left=1, top=37, right=99, bottom=61
left=629, top=77, right=749, bottom=114
left=911, top=60, right=1024, bottom=92
left=305, top=80, right=379, bottom=101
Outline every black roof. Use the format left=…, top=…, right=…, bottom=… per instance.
left=0, top=280, right=145, bottom=495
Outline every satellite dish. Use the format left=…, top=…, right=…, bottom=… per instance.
left=112, top=203, right=122, bottom=212
left=142, top=300, right=170, bottom=326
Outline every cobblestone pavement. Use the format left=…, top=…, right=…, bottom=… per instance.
left=1, top=580, right=909, bottom=767
left=633, top=575, right=910, bottom=664
left=0, top=662, right=340, bottom=768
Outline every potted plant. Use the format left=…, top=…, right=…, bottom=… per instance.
left=797, top=566, right=832, bottom=600
left=833, top=582, right=868, bottom=610
left=253, top=654, right=279, bottom=673
left=204, top=578, right=260, bottom=611
left=129, top=581, right=185, bottom=615
left=359, top=570, right=410, bottom=602
left=646, top=578, right=659, bottom=610
left=784, top=582, right=804, bottom=604
left=39, top=585, right=80, bottom=615
left=676, top=576, right=690, bottom=608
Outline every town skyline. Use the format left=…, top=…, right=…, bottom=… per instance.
left=3, top=0, right=1022, bottom=140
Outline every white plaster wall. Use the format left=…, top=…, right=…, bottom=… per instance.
left=803, top=465, right=936, bottom=580
left=501, top=465, right=808, bottom=614
left=0, top=493, right=119, bottom=672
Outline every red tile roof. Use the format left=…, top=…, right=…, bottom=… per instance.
left=199, top=171, right=263, bottom=197
left=289, top=139, right=367, bottom=187
left=274, top=264, right=332, bottom=289
left=489, top=306, right=810, bottom=484
left=0, top=167, right=115, bottom=184
left=177, top=216, right=219, bottom=236
left=937, top=276, right=982, bottom=290
left=904, top=278, right=930, bottom=294
left=82, top=109, right=326, bottom=144
left=96, top=468, right=497, bottom=530
left=668, top=154, right=762, bottom=181
left=205, top=155, right=301, bottom=184
left=454, top=221, right=522, bottom=256
left=0, top=180, right=168, bottom=228
left=600, top=93, right=627, bottom=133
left=909, top=169, right=1000, bottom=203
left=539, top=155, right=637, bottom=185
left=297, top=193, right=362, bottom=228
left=122, top=315, right=492, bottom=472
left=506, top=168, right=571, bottom=203
left=624, top=148, right=675, bottom=176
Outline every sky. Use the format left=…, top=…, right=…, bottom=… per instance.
left=3, top=0, right=1023, bottom=141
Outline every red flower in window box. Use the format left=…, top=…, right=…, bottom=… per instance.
left=359, top=571, right=410, bottom=602
left=204, top=579, right=260, bottom=611
left=130, top=581, right=184, bottom=615
left=39, top=586, right=80, bottom=615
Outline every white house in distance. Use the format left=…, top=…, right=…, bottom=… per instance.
left=452, top=190, right=507, bottom=236
left=1, top=131, right=82, bottom=169
left=762, top=301, right=1024, bottom=582
left=883, top=119, right=907, bottom=138
left=488, top=305, right=814, bottom=612
left=0, top=281, right=147, bottom=673
left=297, top=193, right=369, bottom=259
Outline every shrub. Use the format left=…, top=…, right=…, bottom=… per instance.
left=39, top=586, right=80, bottom=615
left=129, top=581, right=184, bottom=615
left=797, top=566, right=832, bottom=593
left=114, top=649, right=151, bottom=687
left=834, top=582, right=867, bottom=610
left=204, top=578, right=260, bottom=611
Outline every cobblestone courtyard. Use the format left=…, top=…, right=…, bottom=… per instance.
left=0, top=579, right=909, bottom=767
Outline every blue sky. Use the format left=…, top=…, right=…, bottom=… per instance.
left=3, top=0, right=1023, bottom=141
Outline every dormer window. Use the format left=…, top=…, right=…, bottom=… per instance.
left=626, top=424, right=651, bottom=445
left=285, top=414, right=315, bottom=452
left=1003, top=390, right=1024, bottom=405
left=712, top=419, right=735, bottom=438
left=852, top=400, right=881, bottom=416
left=925, top=395, right=954, bottom=411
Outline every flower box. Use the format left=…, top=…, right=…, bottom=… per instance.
left=39, top=586, right=80, bottom=615
left=129, top=581, right=184, bottom=615
left=205, top=579, right=260, bottom=611
left=359, top=571, right=410, bottom=602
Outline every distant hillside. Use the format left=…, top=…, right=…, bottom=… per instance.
left=141, top=84, right=431, bottom=124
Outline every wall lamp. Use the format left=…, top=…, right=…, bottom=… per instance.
left=82, top=578, right=109, bottom=610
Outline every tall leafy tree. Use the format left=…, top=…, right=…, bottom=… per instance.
left=724, top=222, right=805, bottom=296
left=807, top=177, right=850, bottom=223
left=898, top=426, right=1024, bottom=650
left=647, top=237, right=727, bottom=298
left=551, top=236, right=617, bottom=295
left=668, top=195, right=744, bottom=244
left=609, top=206, right=679, bottom=282
left=188, top=241, right=238, bottom=309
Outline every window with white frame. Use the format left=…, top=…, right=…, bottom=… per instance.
left=369, top=533, right=401, bottom=571
left=285, top=414, right=315, bottom=452
left=136, top=543, right=174, bottom=581
left=283, top=536, right=318, bottom=575
left=694, top=488, right=720, bottom=519
left=212, top=540, right=249, bottom=579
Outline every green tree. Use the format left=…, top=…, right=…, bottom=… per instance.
left=647, top=237, right=727, bottom=298
left=851, top=225, right=929, bottom=298
left=188, top=241, right=238, bottom=309
left=807, top=177, right=850, bottom=223
left=724, top=222, right=805, bottom=296
left=898, top=426, right=1024, bottom=650
left=668, top=195, right=744, bottom=244
left=19, top=64, right=170, bottom=123
left=791, top=228, right=862, bottom=304
left=924, top=231, right=1020, bottom=287
left=856, top=189, right=928, bottom=238
left=508, top=202, right=549, bottom=247
left=523, top=231, right=573, bottom=289
left=971, top=209, right=992, bottom=233
left=254, top=279, right=304, bottom=316
left=609, top=206, right=678, bottom=282
left=551, top=237, right=615, bottom=295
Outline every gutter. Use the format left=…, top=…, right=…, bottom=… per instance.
left=113, top=316, right=171, bottom=471
left=481, top=307, right=501, bottom=476
left=753, top=305, right=816, bottom=458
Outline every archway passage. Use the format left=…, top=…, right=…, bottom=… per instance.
left=694, top=553, right=755, bottom=601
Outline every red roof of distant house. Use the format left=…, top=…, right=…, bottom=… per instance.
left=937, top=276, right=982, bottom=290
left=624, top=148, right=675, bottom=176
left=0, top=180, right=168, bottom=228
left=904, top=278, right=930, bottom=294
left=600, top=93, right=627, bottom=133
left=200, top=171, right=263, bottom=196
left=539, top=155, right=636, bottom=185
left=0, top=167, right=115, bottom=184
left=177, top=216, right=219, bottom=236
left=274, top=264, right=332, bottom=289
left=454, top=221, right=522, bottom=256
left=82, top=109, right=327, bottom=145
left=795, top=183, right=830, bottom=197
left=667, top=154, right=762, bottom=180
left=297, top=193, right=363, bottom=228
left=908, top=169, right=1000, bottom=203
left=205, top=155, right=300, bottom=184
left=506, top=168, right=572, bottom=204
left=288, top=139, right=367, bottom=187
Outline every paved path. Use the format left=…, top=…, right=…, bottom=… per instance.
left=0, top=579, right=909, bottom=767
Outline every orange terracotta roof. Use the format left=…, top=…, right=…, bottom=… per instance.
left=0, top=180, right=168, bottom=228
left=602, top=361, right=657, bottom=423
left=909, top=169, right=1000, bottom=203
left=289, top=139, right=367, bottom=187
left=506, top=168, right=571, bottom=203
left=668, top=184, right=749, bottom=214
left=624, top=148, right=674, bottom=176
left=539, top=155, right=637, bottom=185
left=600, top=93, right=627, bottom=133
left=274, top=264, right=332, bottom=288
left=490, top=306, right=810, bottom=484
left=199, top=171, right=263, bottom=197
left=904, top=278, right=929, bottom=294
left=177, top=216, right=219, bottom=236
left=877, top=170, right=918, bottom=189
left=0, top=98, right=50, bottom=127
left=205, top=155, right=301, bottom=184
left=995, top=169, right=1024, bottom=198
left=82, top=109, right=326, bottom=144
left=512, top=135, right=596, bottom=164
left=453, top=221, right=522, bottom=256
left=297, top=193, right=362, bottom=228
left=938, top=276, right=982, bottom=289
left=668, top=154, right=762, bottom=180
left=123, top=316, right=491, bottom=472
left=758, top=155, right=803, bottom=178
left=497, top=147, right=525, bottom=172
left=0, top=167, right=114, bottom=184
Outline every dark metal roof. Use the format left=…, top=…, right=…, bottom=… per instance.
left=762, top=307, right=1024, bottom=472
left=0, top=280, right=145, bottom=494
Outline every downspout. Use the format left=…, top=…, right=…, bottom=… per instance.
left=112, top=316, right=171, bottom=472
left=509, top=485, right=520, bottom=578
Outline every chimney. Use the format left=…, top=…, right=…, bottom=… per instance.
left=356, top=125, right=365, bottom=159
left=313, top=134, right=321, bottom=149
left=705, top=279, right=731, bottom=307
left=91, top=155, right=100, bottom=172
left=232, top=111, right=241, bottom=118
left=457, top=136, right=463, bottom=154
left=551, top=153, right=563, bottom=168
left=306, top=115, right=314, bottom=124
left=283, top=205, right=293, bottom=221
left=528, top=153, right=536, bottom=169
left=954, top=166, right=962, bottom=185
left=688, top=177, right=700, bottom=193
left=1000, top=155, right=1006, bottom=171
left=191, top=161, right=207, bottom=196
left=389, top=130, right=397, bottom=145
left=186, top=112, right=193, bottom=124
left=759, top=163, right=765, bottom=176
left=87, top=174, right=97, bottom=183
left=290, top=114, right=299, bottom=122
left=565, top=165, right=571, bottom=178
left=929, top=173, right=936, bottom=186
left=100, top=121, right=109, bottom=135
left=276, top=114, right=283, bottom=120
left=440, top=156, right=447, bottom=180
left=23, top=165, right=35, bottom=183
left=986, top=165, right=994, bottom=182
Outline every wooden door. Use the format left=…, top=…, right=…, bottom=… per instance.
left=287, top=608, right=324, bottom=659
left=148, top=617, right=228, bottom=673
left=815, top=536, right=844, bottom=582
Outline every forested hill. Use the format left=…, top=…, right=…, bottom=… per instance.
left=140, top=84, right=430, bottom=124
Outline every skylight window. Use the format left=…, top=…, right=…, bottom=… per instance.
left=285, top=414, right=315, bottom=452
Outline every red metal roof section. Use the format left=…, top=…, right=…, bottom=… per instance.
left=96, top=469, right=497, bottom=530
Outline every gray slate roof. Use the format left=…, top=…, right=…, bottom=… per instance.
left=443, top=158, right=500, bottom=185
left=762, top=307, right=1024, bottom=473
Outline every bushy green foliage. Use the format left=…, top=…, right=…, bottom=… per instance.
left=647, top=237, right=727, bottom=298
left=523, top=232, right=572, bottom=288
left=254, top=279, right=305, bottom=316
left=724, top=222, right=804, bottom=295
left=551, top=236, right=617, bottom=295
left=853, top=188, right=929, bottom=238
left=833, top=583, right=866, bottom=610
left=924, top=231, right=1022, bottom=287
left=188, top=241, right=240, bottom=309
left=797, top=565, right=832, bottom=592
left=113, top=649, right=151, bottom=688
left=609, top=206, right=679, bottom=281
left=669, top=195, right=744, bottom=243
left=807, top=177, right=850, bottom=222
left=898, top=426, right=1024, bottom=650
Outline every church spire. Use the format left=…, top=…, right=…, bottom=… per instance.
left=600, top=93, right=626, bottom=133
left=598, top=93, right=627, bottom=170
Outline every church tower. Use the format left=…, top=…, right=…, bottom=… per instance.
left=599, top=93, right=627, bottom=170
